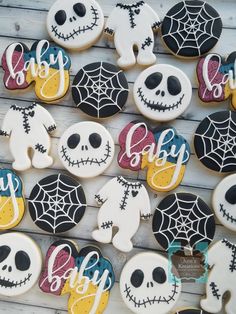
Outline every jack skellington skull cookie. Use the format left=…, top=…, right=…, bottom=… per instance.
left=72, top=62, right=129, bottom=119
left=47, top=0, right=104, bottom=50
left=120, top=252, right=181, bottom=314
left=161, top=1, right=222, bottom=58
left=212, top=174, right=236, bottom=232
left=0, top=232, right=42, bottom=296
left=59, top=122, right=115, bottom=178
left=133, top=64, right=192, bottom=121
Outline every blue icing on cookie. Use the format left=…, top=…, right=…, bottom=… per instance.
left=75, top=256, right=115, bottom=290
left=153, top=127, right=190, bottom=164
left=0, top=169, right=23, bottom=197
left=219, top=63, right=235, bottom=77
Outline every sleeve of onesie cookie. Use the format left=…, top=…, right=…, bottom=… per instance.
left=95, top=178, right=116, bottom=205
left=145, top=5, right=161, bottom=31
left=104, top=8, right=118, bottom=36
left=39, top=105, right=57, bottom=133
left=0, top=108, right=14, bottom=136
left=207, top=240, right=222, bottom=269
left=140, top=185, right=152, bottom=220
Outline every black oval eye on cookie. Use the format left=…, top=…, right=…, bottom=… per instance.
left=152, top=267, right=166, bottom=284
left=0, top=246, right=11, bottom=263
left=15, top=251, right=31, bottom=271
left=167, top=76, right=182, bottom=96
left=225, top=185, right=236, bottom=204
left=55, top=10, right=67, bottom=25
left=145, top=72, right=163, bottom=90
left=89, top=133, right=102, bottom=148
left=73, top=3, right=86, bottom=17
left=67, top=134, right=81, bottom=149
left=130, top=269, right=144, bottom=288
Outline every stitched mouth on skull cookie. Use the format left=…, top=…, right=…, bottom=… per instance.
left=0, top=273, right=32, bottom=288
left=60, top=141, right=112, bottom=167
left=123, top=277, right=179, bottom=308
left=51, top=6, right=99, bottom=41
left=219, top=204, right=236, bottom=224
left=137, top=87, right=185, bottom=112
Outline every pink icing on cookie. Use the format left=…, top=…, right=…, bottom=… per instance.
left=118, top=121, right=155, bottom=170
left=39, top=245, right=75, bottom=295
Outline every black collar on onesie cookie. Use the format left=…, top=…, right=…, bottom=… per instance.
left=116, top=1, right=145, bottom=9
left=116, top=176, right=142, bottom=189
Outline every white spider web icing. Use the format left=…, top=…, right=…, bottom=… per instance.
left=28, top=174, right=86, bottom=233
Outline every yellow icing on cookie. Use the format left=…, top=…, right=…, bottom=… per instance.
left=62, top=277, right=109, bottom=314
left=0, top=196, right=24, bottom=230
left=226, top=81, right=236, bottom=110
left=142, top=156, right=185, bottom=192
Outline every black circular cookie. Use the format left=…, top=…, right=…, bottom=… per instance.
left=194, top=111, right=236, bottom=173
left=72, top=62, right=129, bottom=119
left=28, top=174, right=87, bottom=234
left=175, top=309, right=211, bottom=314
left=152, top=193, right=215, bottom=251
left=161, top=1, right=222, bottom=58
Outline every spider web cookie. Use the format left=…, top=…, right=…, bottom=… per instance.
left=28, top=174, right=87, bottom=234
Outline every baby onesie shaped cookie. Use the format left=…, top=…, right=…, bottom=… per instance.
left=92, top=176, right=151, bottom=252
left=118, top=121, right=190, bottom=192
left=47, top=0, right=104, bottom=50
left=0, top=169, right=25, bottom=230
left=39, top=240, right=115, bottom=314
left=197, top=52, right=236, bottom=109
left=120, top=252, right=181, bottom=314
left=201, top=239, right=236, bottom=314
left=1, top=40, right=71, bottom=102
left=133, top=64, right=192, bottom=121
left=104, top=1, right=161, bottom=68
left=0, top=232, right=42, bottom=296
left=0, top=103, right=56, bottom=171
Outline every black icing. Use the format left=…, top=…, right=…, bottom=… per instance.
left=145, top=72, right=163, bottom=90
left=176, top=310, right=210, bottom=314
left=225, top=185, right=236, bottom=204
left=167, top=76, right=181, bottom=95
left=0, top=246, right=11, bottom=263
left=73, top=3, right=86, bottom=17
left=152, top=267, right=166, bottom=284
left=55, top=10, right=67, bottom=25
left=89, top=133, right=102, bottom=149
left=130, top=269, right=144, bottom=288
left=67, top=133, right=81, bottom=149
left=15, top=251, right=30, bottom=271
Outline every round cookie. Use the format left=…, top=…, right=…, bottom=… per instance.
left=47, top=0, right=104, bottom=50
left=212, top=174, right=236, bottom=232
left=92, top=176, right=151, bottom=252
left=0, top=232, right=42, bottom=296
left=161, top=1, right=222, bottom=58
left=152, top=193, right=215, bottom=251
left=194, top=111, right=236, bottom=173
left=173, top=309, right=211, bottom=314
left=0, top=169, right=25, bottom=230
left=133, top=64, right=192, bottom=121
left=39, top=240, right=115, bottom=313
left=120, top=252, right=181, bottom=314
left=28, top=174, right=87, bottom=234
left=59, top=121, right=115, bottom=178
left=72, top=62, right=129, bottom=119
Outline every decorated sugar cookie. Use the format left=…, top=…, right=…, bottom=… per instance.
left=174, top=309, right=210, bottom=314
left=212, top=174, right=236, bottom=232
left=0, top=232, right=42, bottom=296
left=104, top=1, right=161, bottom=68
left=161, top=1, right=222, bottom=58
left=1, top=40, right=71, bottom=102
left=39, top=240, right=115, bottom=314
left=194, top=111, right=236, bottom=173
left=28, top=174, right=87, bottom=234
left=47, top=0, right=104, bottom=50
left=118, top=121, right=190, bottom=192
left=92, top=176, right=151, bottom=252
left=152, top=193, right=215, bottom=251
left=201, top=239, right=236, bottom=314
left=59, top=121, right=115, bottom=178
left=0, top=103, right=56, bottom=171
left=197, top=52, right=236, bottom=109
left=0, top=169, right=25, bottom=230
left=133, top=64, right=192, bottom=121
left=120, top=252, right=181, bottom=314
left=72, top=62, right=129, bottom=119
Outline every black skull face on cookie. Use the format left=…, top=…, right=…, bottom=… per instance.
left=59, top=122, right=115, bottom=178
left=0, top=233, right=42, bottom=296
left=133, top=65, right=192, bottom=121
left=120, top=252, right=181, bottom=314
left=47, top=0, right=104, bottom=50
